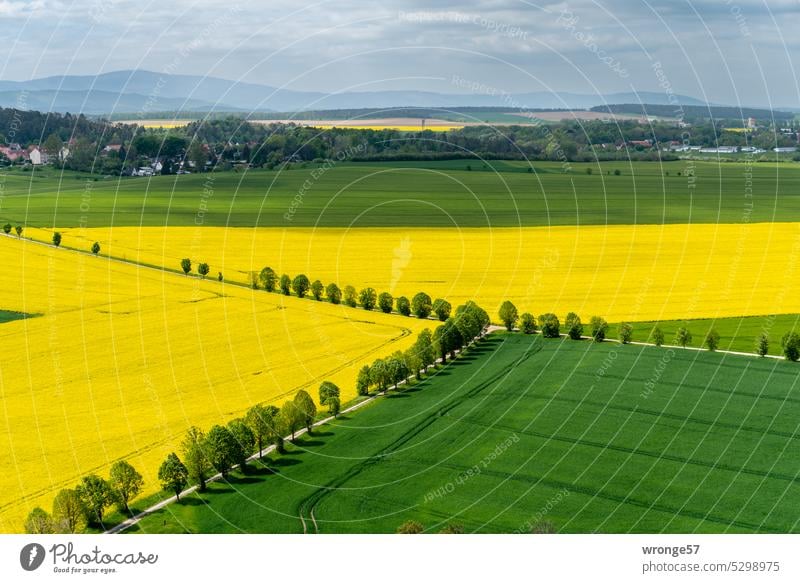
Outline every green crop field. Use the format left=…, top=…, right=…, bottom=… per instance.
left=3, top=160, right=800, bottom=228
left=131, top=333, right=800, bottom=534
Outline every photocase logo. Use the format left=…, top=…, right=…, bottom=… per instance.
left=20, top=543, right=46, bottom=571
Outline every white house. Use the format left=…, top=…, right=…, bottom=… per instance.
left=28, top=147, right=48, bottom=165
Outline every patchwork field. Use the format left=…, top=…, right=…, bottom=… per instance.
left=40, top=221, right=800, bottom=323
left=4, top=160, right=800, bottom=228
left=0, top=235, right=428, bottom=531
left=133, top=334, right=800, bottom=534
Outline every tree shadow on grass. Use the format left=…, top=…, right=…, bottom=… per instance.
left=297, top=439, right=326, bottom=447
left=205, top=485, right=234, bottom=495
left=270, top=457, right=302, bottom=468
left=310, top=430, right=334, bottom=438
left=174, top=496, right=206, bottom=507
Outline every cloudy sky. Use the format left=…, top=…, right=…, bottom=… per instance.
left=1, top=0, right=798, bottom=107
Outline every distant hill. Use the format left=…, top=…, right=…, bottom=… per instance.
left=0, top=70, right=722, bottom=115
left=591, top=103, right=795, bottom=122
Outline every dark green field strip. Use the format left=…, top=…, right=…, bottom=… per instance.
left=132, top=334, right=800, bottom=533
left=4, top=160, right=800, bottom=227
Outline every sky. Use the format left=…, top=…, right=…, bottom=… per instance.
left=0, top=0, right=798, bottom=107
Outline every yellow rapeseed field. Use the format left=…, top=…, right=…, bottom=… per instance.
left=53, top=223, right=800, bottom=323
left=0, top=236, right=428, bottom=532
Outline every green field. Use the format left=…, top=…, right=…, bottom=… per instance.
left=609, top=314, right=800, bottom=356
left=2, top=160, right=800, bottom=227
left=132, top=333, right=800, bottom=534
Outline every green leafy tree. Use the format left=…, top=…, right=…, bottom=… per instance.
left=76, top=474, right=115, bottom=526
left=109, top=460, right=144, bottom=513
left=227, top=419, right=255, bottom=469
left=181, top=426, right=211, bottom=491
left=52, top=489, right=88, bottom=533
left=91, top=241, right=100, bottom=255
left=43, top=133, right=63, bottom=158
left=530, top=520, right=557, bottom=534
left=14, top=225, right=22, bottom=237
left=565, top=312, right=583, bottom=340
left=197, top=262, right=210, bottom=279
left=389, top=351, right=410, bottom=387
left=618, top=323, right=633, bottom=344
left=538, top=313, right=560, bottom=338
left=652, top=326, right=665, bottom=347
left=280, top=399, right=302, bottom=440
left=675, top=327, right=692, bottom=348
left=52, top=231, right=62, bottom=247
left=405, top=346, right=423, bottom=380
left=343, top=285, right=357, bottom=307
left=359, top=287, right=377, bottom=310
left=520, top=312, right=536, bottom=334
left=292, top=274, right=310, bottom=298
left=589, top=316, right=608, bottom=342
left=2, top=223, right=10, bottom=234
left=396, top=296, right=411, bottom=316
left=498, top=301, right=519, bottom=331
left=205, top=425, right=244, bottom=478
left=259, top=267, right=278, bottom=292
left=439, top=523, right=465, bottom=534
left=180, top=258, right=192, bottom=275
left=781, top=332, right=800, bottom=361
left=370, top=358, right=392, bottom=393
left=24, top=507, right=54, bottom=534
left=327, top=396, right=341, bottom=417
left=293, top=389, right=317, bottom=432
left=280, top=274, right=292, bottom=295
left=705, top=328, right=721, bottom=351
left=416, top=329, right=436, bottom=370
left=356, top=364, right=372, bottom=396
left=756, top=332, right=769, bottom=357
left=433, top=298, right=452, bottom=321
left=397, top=520, right=424, bottom=534
left=188, top=140, right=208, bottom=172
left=158, top=453, right=189, bottom=500
left=378, top=292, right=394, bottom=313
left=412, top=292, right=433, bottom=319
left=310, top=279, right=324, bottom=301
left=326, top=282, right=342, bottom=304
left=433, top=325, right=447, bottom=364
left=245, top=404, right=281, bottom=458
left=318, top=381, right=340, bottom=405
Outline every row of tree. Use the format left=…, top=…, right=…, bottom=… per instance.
left=251, top=265, right=453, bottom=320
left=500, top=300, right=800, bottom=360
left=2, top=225, right=102, bottom=255
left=24, top=460, right=143, bottom=533
left=357, top=301, right=490, bottom=398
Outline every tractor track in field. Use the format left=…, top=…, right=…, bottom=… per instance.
left=487, top=391, right=800, bottom=442
left=452, top=415, right=800, bottom=484
left=294, top=336, right=538, bottom=533
left=430, top=459, right=788, bottom=534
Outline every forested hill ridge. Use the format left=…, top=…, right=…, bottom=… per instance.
left=1, top=106, right=799, bottom=175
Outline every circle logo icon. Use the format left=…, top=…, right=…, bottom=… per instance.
left=20, top=543, right=46, bottom=571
